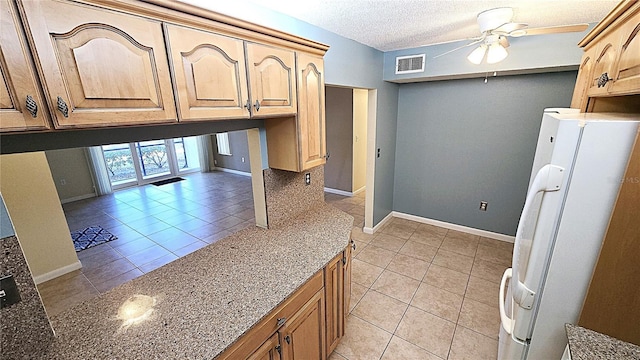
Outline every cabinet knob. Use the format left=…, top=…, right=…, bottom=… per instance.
left=254, top=99, right=261, bottom=112
left=597, top=73, right=612, bottom=88
left=57, top=96, right=69, bottom=118
left=244, top=99, right=251, bottom=113
left=284, top=335, right=291, bottom=344
left=351, top=239, right=356, bottom=251
left=26, top=95, right=38, bottom=118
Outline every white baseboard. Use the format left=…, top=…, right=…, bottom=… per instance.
left=324, top=187, right=353, bottom=197
left=353, top=186, right=366, bottom=195
left=392, top=211, right=515, bottom=243
left=363, top=211, right=393, bottom=234
left=60, top=193, right=96, bottom=204
left=33, top=260, right=83, bottom=285
left=214, top=167, right=251, bottom=177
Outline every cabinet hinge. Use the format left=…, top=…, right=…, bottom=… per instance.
left=275, top=344, right=281, bottom=354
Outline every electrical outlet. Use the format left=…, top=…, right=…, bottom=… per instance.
left=479, top=201, right=488, bottom=211
left=241, top=157, right=245, bottom=163
left=377, top=148, right=381, bottom=158
left=305, top=173, right=311, bottom=185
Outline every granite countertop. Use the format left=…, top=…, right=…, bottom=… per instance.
left=566, top=324, right=640, bottom=360
left=40, top=203, right=353, bottom=359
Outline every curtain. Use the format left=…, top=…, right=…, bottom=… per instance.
left=197, top=135, right=213, bottom=172
left=85, top=146, right=112, bottom=196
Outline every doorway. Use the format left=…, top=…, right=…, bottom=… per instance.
left=102, top=137, right=200, bottom=189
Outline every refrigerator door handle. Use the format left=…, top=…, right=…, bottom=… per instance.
left=499, top=268, right=514, bottom=334
left=512, top=164, right=565, bottom=309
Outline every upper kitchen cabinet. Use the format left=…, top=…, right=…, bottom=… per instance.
left=164, top=24, right=250, bottom=121
left=245, top=42, right=297, bottom=117
left=608, top=9, right=640, bottom=95
left=265, top=53, right=326, bottom=172
left=586, top=32, right=618, bottom=97
left=0, top=0, right=50, bottom=132
left=18, top=0, right=176, bottom=128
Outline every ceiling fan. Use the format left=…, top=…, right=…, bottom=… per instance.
left=435, top=7, right=589, bottom=64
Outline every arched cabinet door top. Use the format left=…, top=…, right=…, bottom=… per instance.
left=165, top=23, right=250, bottom=121
left=20, top=0, right=176, bottom=128
left=610, top=14, right=640, bottom=95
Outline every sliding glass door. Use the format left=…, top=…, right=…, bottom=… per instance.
left=102, top=137, right=201, bottom=189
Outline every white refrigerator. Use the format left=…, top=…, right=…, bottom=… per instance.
left=498, top=109, right=640, bottom=360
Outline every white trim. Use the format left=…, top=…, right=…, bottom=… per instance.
left=214, top=167, right=251, bottom=177
left=33, top=260, right=82, bottom=285
left=392, top=211, right=515, bottom=243
left=364, top=89, right=377, bottom=230
left=60, top=193, right=96, bottom=204
left=363, top=211, right=393, bottom=234
left=247, top=129, right=267, bottom=229
left=353, top=186, right=366, bottom=195
left=324, top=187, right=353, bottom=197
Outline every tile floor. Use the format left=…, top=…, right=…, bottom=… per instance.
left=325, top=194, right=513, bottom=360
left=40, top=180, right=512, bottom=360
left=38, top=171, right=255, bottom=317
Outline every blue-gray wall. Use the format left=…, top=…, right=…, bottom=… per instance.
left=1, top=195, right=15, bottom=238
left=393, top=71, right=577, bottom=235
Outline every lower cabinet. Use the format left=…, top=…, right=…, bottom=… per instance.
left=217, top=243, right=352, bottom=360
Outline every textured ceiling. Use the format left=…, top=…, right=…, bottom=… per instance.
left=244, top=0, right=620, bottom=51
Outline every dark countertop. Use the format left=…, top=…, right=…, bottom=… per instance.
left=39, top=203, right=353, bottom=359
left=566, top=324, right=640, bottom=360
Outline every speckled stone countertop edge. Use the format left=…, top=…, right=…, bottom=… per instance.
left=566, top=324, right=640, bottom=360
left=41, top=203, right=354, bottom=359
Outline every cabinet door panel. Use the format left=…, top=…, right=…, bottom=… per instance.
left=280, top=290, right=325, bottom=360
left=20, top=0, right=176, bottom=128
left=570, top=49, right=595, bottom=111
left=165, top=24, right=250, bottom=121
left=610, top=10, right=640, bottom=95
left=324, top=254, right=343, bottom=355
left=248, top=333, right=281, bottom=360
left=0, top=0, right=49, bottom=131
left=587, top=33, right=619, bottom=96
left=296, top=53, right=325, bottom=170
left=246, top=43, right=296, bottom=117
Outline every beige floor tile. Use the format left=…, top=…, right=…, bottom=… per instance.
left=352, top=240, right=366, bottom=257
left=390, top=218, right=421, bottom=229
left=445, top=230, right=479, bottom=242
left=38, top=271, right=98, bottom=317
left=349, top=283, right=368, bottom=312
left=411, top=283, right=463, bottom=323
left=351, top=259, right=384, bottom=287
left=479, top=237, right=514, bottom=253
left=432, top=249, right=474, bottom=274
left=439, top=236, right=479, bottom=258
left=328, top=351, right=347, bottom=360
left=93, top=268, right=144, bottom=293
left=352, top=290, right=408, bottom=333
left=465, top=276, right=499, bottom=308
left=475, top=244, right=512, bottom=268
left=471, top=259, right=509, bottom=284
left=409, top=225, right=446, bottom=248
left=448, top=325, right=498, bottom=360
left=351, top=226, right=375, bottom=244
left=381, top=336, right=442, bottom=360
left=457, top=298, right=501, bottom=339
left=398, top=241, right=438, bottom=262
left=371, top=270, right=420, bottom=304
left=355, top=245, right=395, bottom=268
left=387, top=253, right=430, bottom=281
left=396, top=306, right=456, bottom=359
left=380, top=222, right=416, bottom=240
left=369, top=233, right=407, bottom=252
left=423, top=264, right=469, bottom=296
left=334, top=315, right=392, bottom=360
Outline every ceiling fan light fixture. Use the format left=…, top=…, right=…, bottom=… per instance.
left=467, top=44, right=487, bottom=65
left=486, top=43, right=508, bottom=64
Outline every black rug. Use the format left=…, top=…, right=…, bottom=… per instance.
left=151, top=177, right=184, bottom=186
left=71, top=226, right=118, bottom=252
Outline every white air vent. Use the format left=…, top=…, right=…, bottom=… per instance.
left=395, top=54, right=425, bottom=74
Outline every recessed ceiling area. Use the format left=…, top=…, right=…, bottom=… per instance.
left=243, top=0, right=620, bottom=51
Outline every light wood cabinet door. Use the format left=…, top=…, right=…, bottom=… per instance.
left=248, top=333, right=281, bottom=360
left=0, top=0, right=50, bottom=132
left=245, top=42, right=296, bottom=117
left=280, top=290, right=326, bottom=360
left=19, top=0, right=176, bottom=128
left=609, top=9, right=640, bottom=95
left=344, top=241, right=353, bottom=320
left=586, top=33, right=619, bottom=97
left=570, top=47, right=596, bottom=111
left=164, top=24, right=250, bottom=121
left=324, top=254, right=344, bottom=355
left=297, top=53, right=326, bottom=171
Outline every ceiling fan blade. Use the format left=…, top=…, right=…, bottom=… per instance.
left=432, top=37, right=484, bottom=59
left=513, top=24, right=589, bottom=37
left=499, top=36, right=510, bottom=48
